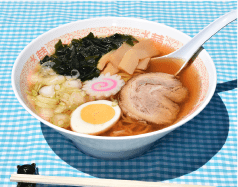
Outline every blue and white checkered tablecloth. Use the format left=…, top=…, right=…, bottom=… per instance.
left=0, top=1, right=237, bottom=187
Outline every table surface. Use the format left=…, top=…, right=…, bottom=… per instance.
left=0, top=1, right=237, bottom=187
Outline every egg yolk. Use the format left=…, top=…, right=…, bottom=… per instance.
left=80, top=104, right=115, bottom=124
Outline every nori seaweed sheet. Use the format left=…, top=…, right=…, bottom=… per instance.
left=40, top=32, right=138, bottom=81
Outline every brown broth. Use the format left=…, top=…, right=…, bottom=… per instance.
left=100, top=57, right=201, bottom=136
left=147, top=58, right=201, bottom=125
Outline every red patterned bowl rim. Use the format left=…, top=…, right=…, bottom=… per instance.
left=20, top=26, right=209, bottom=116
left=12, top=17, right=216, bottom=140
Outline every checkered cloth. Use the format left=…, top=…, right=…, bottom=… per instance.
left=0, top=1, right=236, bottom=187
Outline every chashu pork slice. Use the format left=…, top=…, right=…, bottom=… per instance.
left=119, top=72, right=188, bottom=124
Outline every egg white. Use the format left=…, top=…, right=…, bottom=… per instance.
left=70, top=100, right=121, bottom=135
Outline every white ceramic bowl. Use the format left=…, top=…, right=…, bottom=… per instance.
left=11, top=17, right=217, bottom=160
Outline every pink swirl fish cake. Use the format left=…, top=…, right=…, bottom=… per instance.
left=82, top=73, right=125, bottom=99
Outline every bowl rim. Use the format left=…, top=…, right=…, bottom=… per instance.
left=11, top=16, right=217, bottom=140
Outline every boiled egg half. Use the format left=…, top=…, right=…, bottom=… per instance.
left=70, top=100, right=121, bottom=135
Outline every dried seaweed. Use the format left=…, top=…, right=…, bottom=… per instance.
left=40, top=32, right=138, bottom=81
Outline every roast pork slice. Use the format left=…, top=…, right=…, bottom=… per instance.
left=119, top=72, right=188, bottom=125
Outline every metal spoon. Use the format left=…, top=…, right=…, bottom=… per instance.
left=151, top=9, right=237, bottom=76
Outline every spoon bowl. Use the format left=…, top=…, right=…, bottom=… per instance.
left=152, top=9, right=237, bottom=76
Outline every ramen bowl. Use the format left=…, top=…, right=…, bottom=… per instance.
left=11, top=17, right=216, bottom=160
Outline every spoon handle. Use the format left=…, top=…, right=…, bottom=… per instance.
left=171, top=9, right=237, bottom=62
